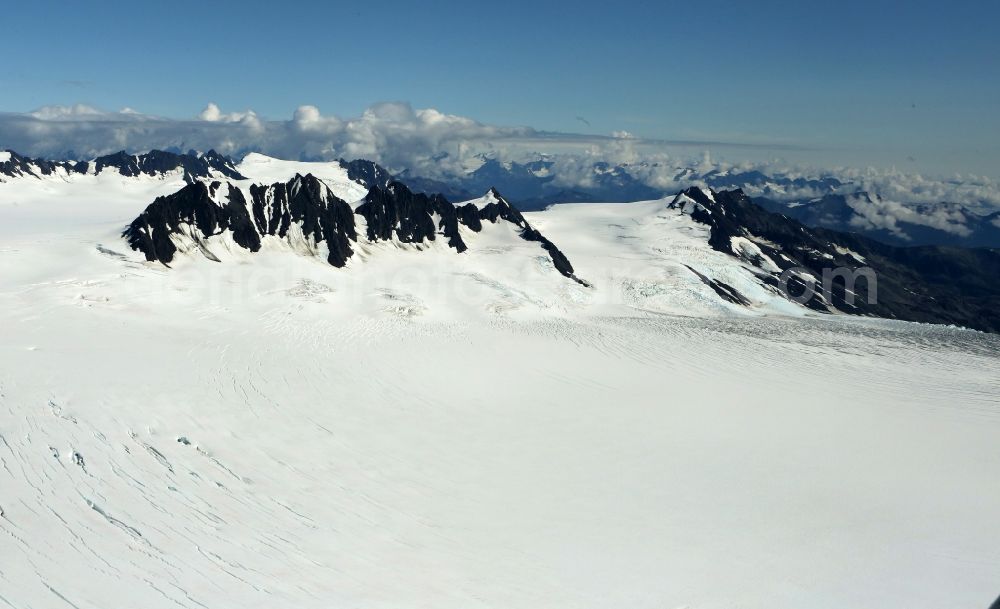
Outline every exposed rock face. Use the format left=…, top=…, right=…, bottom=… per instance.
left=248, top=175, right=357, bottom=266
left=1, top=149, right=244, bottom=181
left=465, top=187, right=529, bottom=226
left=354, top=182, right=587, bottom=284
left=122, top=176, right=588, bottom=286
left=355, top=182, right=453, bottom=247
left=124, top=181, right=236, bottom=264
left=670, top=187, right=1000, bottom=333
left=339, top=159, right=394, bottom=190
left=0, top=150, right=83, bottom=178
left=682, top=264, right=753, bottom=307
left=124, top=174, right=356, bottom=267
left=333, top=156, right=1000, bottom=247
left=455, top=187, right=588, bottom=285
left=91, top=150, right=245, bottom=181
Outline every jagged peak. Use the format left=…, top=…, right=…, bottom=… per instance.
left=459, top=187, right=512, bottom=211
left=338, top=158, right=394, bottom=190
left=201, top=148, right=226, bottom=160
left=286, top=172, right=342, bottom=202
left=668, top=188, right=712, bottom=216
left=95, top=150, right=133, bottom=160
left=0, top=148, right=244, bottom=181
left=669, top=187, right=751, bottom=214
left=122, top=175, right=587, bottom=286
left=486, top=186, right=505, bottom=202
left=385, top=180, right=410, bottom=196
left=0, top=149, right=83, bottom=179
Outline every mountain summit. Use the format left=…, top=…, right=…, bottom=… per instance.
left=123, top=175, right=590, bottom=286
left=667, top=187, right=1000, bottom=332
left=0, top=149, right=244, bottom=182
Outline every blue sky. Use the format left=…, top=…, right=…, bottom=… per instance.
left=1, top=0, right=998, bottom=176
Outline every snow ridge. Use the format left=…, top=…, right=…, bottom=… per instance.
left=0, top=149, right=244, bottom=182
left=123, top=177, right=590, bottom=285
left=666, top=186, right=1000, bottom=332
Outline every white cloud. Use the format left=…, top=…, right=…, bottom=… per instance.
left=27, top=104, right=127, bottom=121
left=0, top=102, right=538, bottom=177
left=845, top=194, right=974, bottom=237
left=1, top=102, right=999, bottom=228
left=197, top=103, right=264, bottom=134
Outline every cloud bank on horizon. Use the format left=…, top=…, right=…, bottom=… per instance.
left=0, top=102, right=543, bottom=173
left=2, top=102, right=1000, bottom=218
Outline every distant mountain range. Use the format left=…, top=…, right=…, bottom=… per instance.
left=670, top=187, right=1000, bottom=333
left=4, top=148, right=998, bottom=249
left=397, top=157, right=663, bottom=209
left=2, top=148, right=999, bottom=332
left=754, top=192, right=1000, bottom=249
left=124, top=175, right=588, bottom=286
left=0, top=148, right=244, bottom=181
left=393, top=154, right=1000, bottom=249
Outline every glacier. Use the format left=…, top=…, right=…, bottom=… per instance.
left=0, top=154, right=997, bottom=609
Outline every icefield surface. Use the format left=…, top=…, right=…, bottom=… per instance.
left=0, top=159, right=998, bottom=609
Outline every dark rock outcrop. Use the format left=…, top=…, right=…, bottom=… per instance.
left=93, top=149, right=245, bottom=181
left=682, top=264, right=752, bottom=306
left=355, top=182, right=447, bottom=246
left=669, top=187, right=1000, bottom=333
left=455, top=188, right=589, bottom=285
left=124, top=181, right=232, bottom=265
left=124, top=174, right=357, bottom=267
left=339, top=159, right=394, bottom=190
left=0, top=150, right=80, bottom=178
left=394, top=173, right=478, bottom=204
left=248, top=175, right=357, bottom=266
left=353, top=182, right=587, bottom=283
left=122, top=176, right=587, bottom=285
left=1, top=149, right=243, bottom=182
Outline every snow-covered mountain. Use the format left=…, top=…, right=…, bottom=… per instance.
left=1, top=151, right=999, bottom=609
left=397, top=155, right=663, bottom=208
left=756, top=191, right=1000, bottom=248
left=397, top=154, right=846, bottom=209
left=0, top=148, right=244, bottom=182
left=6, top=147, right=998, bottom=248
left=393, top=153, right=1000, bottom=248
left=113, top=156, right=1000, bottom=334
left=2, top=149, right=996, bottom=331
left=123, top=175, right=588, bottom=286
left=666, top=187, right=1000, bottom=332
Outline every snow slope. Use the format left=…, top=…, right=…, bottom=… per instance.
left=236, top=153, right=369, bottom=203
left=1, top=162, right=999, bottom=609
left=456, top=188, right=505, bottom=209
left=522, top=198, right=807, bottom=318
